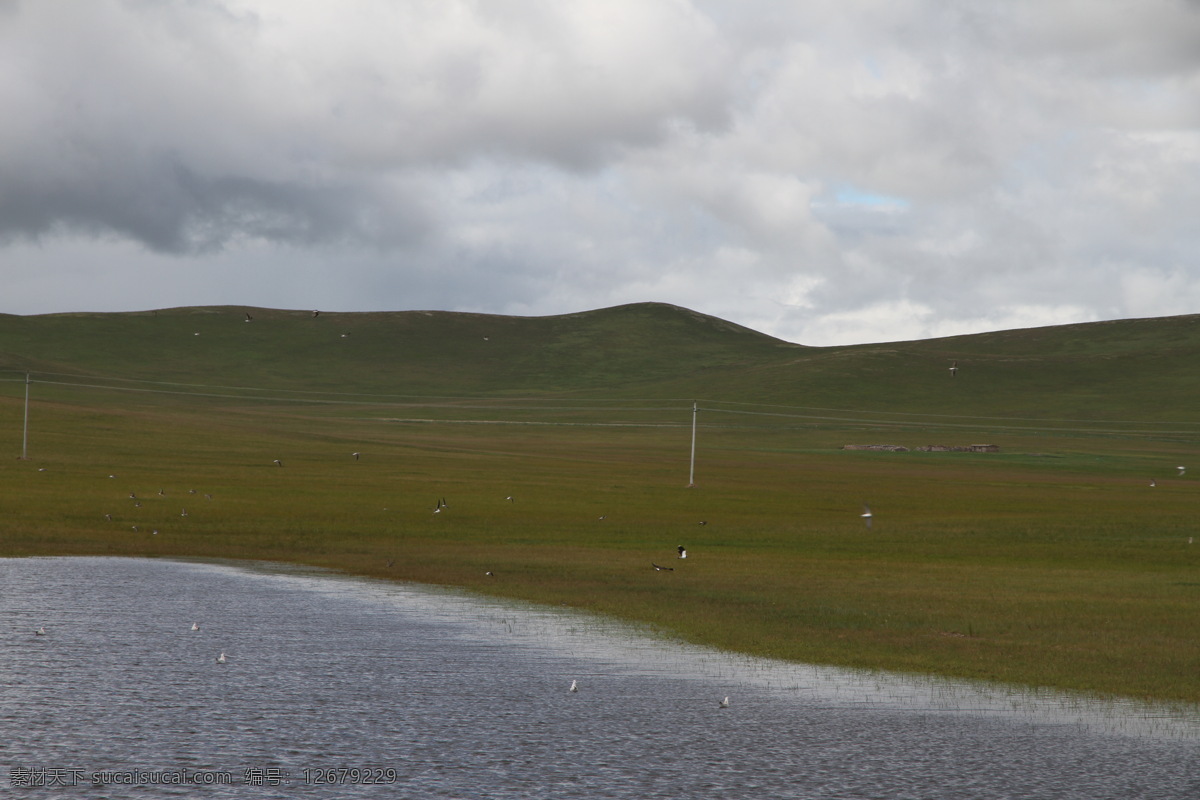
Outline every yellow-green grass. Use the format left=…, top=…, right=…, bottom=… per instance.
left=2, top=389, right=1197, bottom=703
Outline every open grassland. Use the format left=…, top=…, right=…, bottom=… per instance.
left=1, top=304, right=1199, bottom=703
left=1, top=382, right=1197, bottom=702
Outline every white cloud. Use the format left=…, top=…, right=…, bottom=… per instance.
left=2, top=0, right=1199, bottom=346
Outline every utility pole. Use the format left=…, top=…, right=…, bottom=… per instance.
left=21, top=373, right=30, bottom=460
left=687, top=401, right=697, bottom=487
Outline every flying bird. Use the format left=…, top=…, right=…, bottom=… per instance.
left=949, top=360, right=958, bottom=377
left=273, top=459, right=282, bottom=467
left=352, top=452, right=360, bottom=460
left=861, top=503, right=873, bottom=529
left=506, top=495, right=514, bottom=502
left=312, top=310, right=320, bottom=317
left=244, top=313, right=253, bottom=322
left=1178, top=466, right=1187, bottom=476
left=652, top=563, right=674, bottom=571
left=677, top=546, right=687, bottom=559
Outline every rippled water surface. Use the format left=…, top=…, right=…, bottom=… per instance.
left=2, top=557, right=1197, bottom=798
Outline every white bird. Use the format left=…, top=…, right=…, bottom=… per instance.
left=273, top=459, right=282, bottom=467
left=35, top=627, right=45, bottom=636
left=569, top=680, right=578, bottom=693
left=352, top=452, right=361, bottom=460
left=244, top=313, right=253, bottom=322
left=485, top=570, right=494, bottom=576
left=677, top=546, right=687, bottom=559
left=180, top=509, right=188, bottom=517
left=506, top=495, right=514, bottom=502
left=216, top=652, right=226, bottom=663
left=1150, top=479, right=1157, bottom=487
left=1178, top=466, right=1187, bottom=476
left=191, top=622, right=200, bottom=631
left=949, top=360, right=959, bottom=377
left=719, top=696, right=730, bottom=708
left=861, top=503, right=873, bottom=529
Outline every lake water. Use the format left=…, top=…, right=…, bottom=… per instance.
left=2, top=557, right=1197, bottom=798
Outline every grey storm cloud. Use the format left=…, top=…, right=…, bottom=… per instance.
left=2, top=0, right=1199, bottom=345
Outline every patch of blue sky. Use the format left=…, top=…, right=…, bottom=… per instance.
left=831, top=184, right=910, bottom=211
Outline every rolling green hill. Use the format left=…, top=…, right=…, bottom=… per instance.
left=2, top=303, right=1199, bottom=423
left=2, top=303, right=1198, bottom=702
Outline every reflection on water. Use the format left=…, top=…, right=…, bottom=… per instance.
left=2, top=557, right=1197, bottom=799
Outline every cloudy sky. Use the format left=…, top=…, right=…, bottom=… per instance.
left=2, top=1, right=1198, bottom=345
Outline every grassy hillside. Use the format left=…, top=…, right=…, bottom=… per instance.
left=1, top=304, right=1198, bottom=703
left=3, top=303, right=1199, bottom=419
